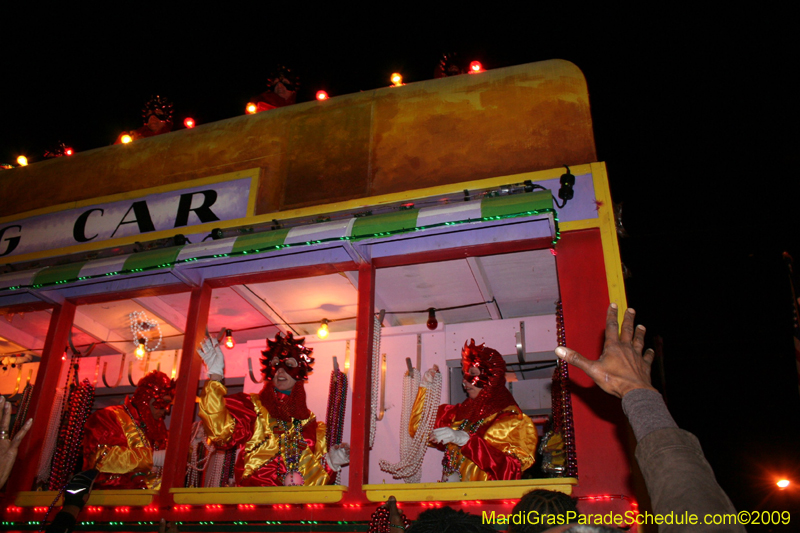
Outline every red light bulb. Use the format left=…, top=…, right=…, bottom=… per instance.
left=469, top=61, right=483, bottom=73
left=224, top=329, right=235, bottom=349
left=426, top=308, right=438, bottom=330
left=184, top=117, right=195, bottom=128
left=316, top=90, right=329, bottom=101
left=65, top=147, right=74, bottom=156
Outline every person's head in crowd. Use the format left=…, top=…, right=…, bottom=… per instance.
left=407, top=506, right=496, bottom=533
left=508, top=489, right=580, bottom=533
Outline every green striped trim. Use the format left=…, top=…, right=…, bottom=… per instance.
left=232, top=228, right=291, bottom=254
left=123, top=248, right=182, bottom=273
left=481, top=191, right=553, bottom=219
left=350, top=209, right=420, bottom=241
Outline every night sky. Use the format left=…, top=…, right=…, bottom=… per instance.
left=3, top=5, right=799, bottom=522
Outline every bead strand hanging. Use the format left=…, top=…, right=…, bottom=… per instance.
left=379, top=369, right=441, bottom=483
left=325, top=362, right=348, bottom=484
left=129, top=311, right=163, bottom=359
left=554, top=301, right=577, bottom=477
left=369, top=314, right=382, bottom=448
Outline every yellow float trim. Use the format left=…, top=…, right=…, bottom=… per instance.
left=363, top=478, right=577, bottom=502
left=589, top=162, right=628, bottom=312
left=170, top=485, right=347, bottom=505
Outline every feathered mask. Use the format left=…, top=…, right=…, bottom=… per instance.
left=461, top=339, right=506, bottom=389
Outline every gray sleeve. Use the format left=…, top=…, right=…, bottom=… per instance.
left=635, top=429, right=744, bottom=532
left=621, top=388, right=677, bottom=441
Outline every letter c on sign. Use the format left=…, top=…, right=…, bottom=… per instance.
left=73, top=208, right=104, bottom=242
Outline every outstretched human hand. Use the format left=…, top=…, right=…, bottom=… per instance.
left=0, top=396, right=33, bottom=488
left=197, top=333, right=225, bottom=381
left=555, top=303, right=656, bottom=398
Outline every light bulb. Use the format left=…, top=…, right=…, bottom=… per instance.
left=120, top=134, right=133, bottom=144
left=246, top=102, right=257, bottom=114
left=224, top=329, right=235, bottom=349
left=426, top=308, right=438, bottom=330
left=317, top=319, right=329, bottom=339
left=469, top=61, right=483, bottom=73
left=316, top=90, right=328, bottom=101
left=184, top=117, right=195, bottom=128
left=777, top=479, right=790, bottom=489
left=391, top=73, right=403, bottom=86
left=17, top=155, right=28, bottom=166
left=135, top=339, right=146, bottom=359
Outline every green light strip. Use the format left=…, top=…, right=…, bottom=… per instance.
left=1, top=209, right=558, bottom=293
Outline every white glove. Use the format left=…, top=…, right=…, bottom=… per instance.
left=197, top=336, right=225, bottom=377
left=326, top=444, right=350, bottom=471
left=430, top=427, right=469, bottom=447
left=152, top=449, right=166, bottom=468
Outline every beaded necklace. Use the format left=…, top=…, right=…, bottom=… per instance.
left=440, top=417, right=488, bottom=481
left=379, top=370, right=441, bottom=483
left=325, top=367, right=348, bottom=484
left=277, top=418, right=305, bottom=485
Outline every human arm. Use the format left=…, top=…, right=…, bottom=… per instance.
left=197, top=381, right=256, bottom=449
left=0, top=395, right=32, bottom=488
left=555, top=303, right=744, bottom=532
left=83, top=409, right=155, bottom=474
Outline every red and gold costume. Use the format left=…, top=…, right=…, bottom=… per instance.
left=82, top=371, right=174, bottom=489
left=410, top=340, right=537, bottom=481
left=198, top=333, right=335, bottom=486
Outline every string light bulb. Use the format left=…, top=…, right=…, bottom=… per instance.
left=16, top=155, right=28, bottom=166
left=390, top=73, right=403, bottom=86
left=317, top=319, right=329, bottom=339
left=316, top=90, right=329, bottom=101
left=65, top=147, right=74, bottom=156
left=224, top=329, right=235, bottom=349
left=184, top=117, right=195, bottom=128
left=469, top=61, right=484, bottom=74
left=246, top=102, right=257, bottom=114
left=135, top=339, right=146, bottom=359
left=120, top=134, right=133, bottom=144
left=777, top=479, right=790, bottom=489
left=426, top=308, right=438, bottom=330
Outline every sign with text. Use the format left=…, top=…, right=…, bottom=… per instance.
left=0, top=176, right=252, bottom=259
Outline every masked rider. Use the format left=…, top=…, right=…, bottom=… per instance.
left=197, top=332, right=349, bottom=486
left=410, top=340, right=537, bottom=481
left=82, top=371, right=175, bottom=489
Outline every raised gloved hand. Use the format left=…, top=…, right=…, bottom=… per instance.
left=429, top=427, right=469, bottom=446
left=152, top=449, right=166, bottom=468
left=326, top=443, right=350, bottom=471
left=197, top=335, right=225, bottom=379
left=421, top=364, right=440, bottom=388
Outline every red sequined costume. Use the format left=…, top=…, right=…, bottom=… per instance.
left=82, top=371, right=174, bottom=489
left=199, top=333, right=336, bottom=486
left=410, top=340, right=538, bottom=481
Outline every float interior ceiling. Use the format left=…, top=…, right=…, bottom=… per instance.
left=0, top=249, right=558, bottom=355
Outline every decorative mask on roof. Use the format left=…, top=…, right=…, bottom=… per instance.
left=141, top=95, right=174, bottom=125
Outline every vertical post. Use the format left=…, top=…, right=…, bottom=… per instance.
left=155, top=283, right=211, bottom=506
left=8, top=300, right=76, bottom=492
left=346, top=263, right=375, bottom=501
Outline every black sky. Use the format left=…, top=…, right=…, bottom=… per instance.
left=2, top=4, right=799, bottom=522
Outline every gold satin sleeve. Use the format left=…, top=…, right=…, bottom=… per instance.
left=198, top=380, right=237, bottom=448
left=481, top=408, right=538, bottom=471
left=408, top=386, right=428, bottom=439
left=89, top=410, right=154, bottom=475
left=298, top=419, right=331, bottom=486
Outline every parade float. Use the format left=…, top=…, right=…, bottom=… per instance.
left=0, top=59, right=634, bottom=531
